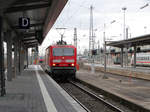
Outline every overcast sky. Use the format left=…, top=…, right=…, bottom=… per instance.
left=40, top=0, right=150, bottom=55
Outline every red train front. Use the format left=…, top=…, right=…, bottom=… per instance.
left=45, top=45, right=77, bottom=80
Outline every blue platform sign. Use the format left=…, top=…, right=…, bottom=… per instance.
left=19, top=17, right=30, bottom=29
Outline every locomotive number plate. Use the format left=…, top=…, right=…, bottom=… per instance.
left=60, top=64, right=67, bottom=66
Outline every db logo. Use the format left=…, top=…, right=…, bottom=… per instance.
left=19, top=17, right=30, bottom=29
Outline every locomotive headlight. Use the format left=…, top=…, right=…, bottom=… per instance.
left=66, top=59, right=75, bottom=62
left=53, top=64, right=56, bottom=66
left=53, top=59, right=61, bottom=62
left=71, top=64, right=74, bottom=66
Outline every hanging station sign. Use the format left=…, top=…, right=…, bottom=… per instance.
left=19, top=17, right=30, bottom=29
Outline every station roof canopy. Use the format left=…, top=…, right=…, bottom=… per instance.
left=106, top=34, right=150, bottom=48
left=1, top=0, right=68, bottom=48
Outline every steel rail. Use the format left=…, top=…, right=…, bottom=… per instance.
left=60, top=83, right=91, bottom=112
left=69, top=81, right=124, bottom=112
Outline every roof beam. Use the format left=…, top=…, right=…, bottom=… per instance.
left=26, top=44, right=38, bottom=48
left=30, top=23, right=44, bottom=27
left=23, top=36, right=35, bottom=40
left=23, top=38, right=37, bottom=42
left=24, top=41, right=38, bottom=45
left=3, top=16, right=19, bottom=36
left=5, top=3, right=50, bottom=13
left=25, top=42, right=38, bottom=48
left=23, top=32, right=36, bottom=37
left=14, top=0, right=49, bottom=5
left=24, top=41, right=38, bottom=44
left=106, top=34, right=150, bottom=48
left=13, top=23, right=44, bottom=29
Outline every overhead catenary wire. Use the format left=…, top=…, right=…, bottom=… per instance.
left=57, top=0, right=93, bottom=28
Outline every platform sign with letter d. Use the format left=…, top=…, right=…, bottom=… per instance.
left=19, top=17, right=30, bottom=29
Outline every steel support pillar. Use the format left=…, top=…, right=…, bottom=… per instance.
left=20, top=43, right=25, bottom=74
left=104, top=41, right=106, bottom=72
left=36, top=46, right=39, bottom=65
left=102, top=41, right=108, bottom=79
left=18, top=40, right=21, bottom=75
left=16, top=39, right=19, bottom=76
left=7, top=31, right=12, bottom=81
left=133, top=46, right=136, bottom=68
left=14, top=37, right=18, bottom=77
left=20, top=43, right=23, bottom=74
left=22, top=47, right=25, bottom=71
left=23, top=47, right=24, bottom=68
left=26, top=48, right=29, bottom=68
left=121, top=47, right=123, bottom=67
left=0, top=16, right=6, bottom=96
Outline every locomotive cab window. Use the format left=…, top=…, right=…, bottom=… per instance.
left=53, top=48, right=74, bottom=56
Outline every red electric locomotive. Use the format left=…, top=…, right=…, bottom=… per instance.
left=45, top=44, right=77, bottom=80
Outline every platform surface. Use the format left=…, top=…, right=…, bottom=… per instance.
left=76, top=69, right=150, bottom=110
left=83, top=63, right=150, bottom=80
left=0, top=65, right=86, bottom=112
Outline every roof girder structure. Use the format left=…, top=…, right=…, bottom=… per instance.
left=23, top=38, right=37, bottom=43
left=106, top=34, right=150, bottom=48
left=23, top=33, right=36, bottom=38
left=13, top=23, right=44, bottom=29
left=12, top=0, right=49, bottom=5
left=2, top=0, right=68, bottom=48
left=5, top=3, right=51, bottom=13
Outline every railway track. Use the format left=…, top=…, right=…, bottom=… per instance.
left=59, top=80, right=127, bottom=112
left=69, top=81, right=124, bottom=112
left=43, top=64, right=149, bottom=112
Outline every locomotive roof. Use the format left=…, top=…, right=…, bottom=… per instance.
left=47, top=45, right=76, bottom=48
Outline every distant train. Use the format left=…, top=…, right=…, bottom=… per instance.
left=113, top=56, right=121, bottom=64
left=45, top=45, right=77, bottom=80
left=39, top=56, right=44, bottom=64
left=113, top=53, right=150, bottom=66
left=131, top=53, right=150, bottom=66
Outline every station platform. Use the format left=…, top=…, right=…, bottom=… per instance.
left=83, top=63, right=150, bottom=80
left=76, top=69, right=150, bottom=111
left=0, top=65, right=86, bottom=112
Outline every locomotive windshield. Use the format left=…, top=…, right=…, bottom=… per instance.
left=53, top=48, right=74, bottom=56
